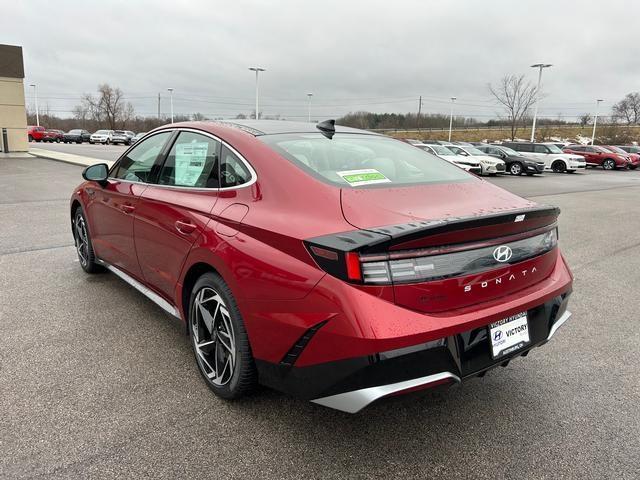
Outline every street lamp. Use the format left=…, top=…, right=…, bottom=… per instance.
left=29, top=84, right=39, bottom=127
left=307, top=93, right=313, bottom=122
left=249, top=67, right=266, bottom=119
left=591, top=99, right=604, bottom=145
left=530, top=63, right=552, bottom=142
left=448, top=96, right=457, bottom=142
left=167, top=88, right=174, bottom=123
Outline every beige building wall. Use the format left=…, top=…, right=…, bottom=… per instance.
left=0, top=76, right=29, bottom=152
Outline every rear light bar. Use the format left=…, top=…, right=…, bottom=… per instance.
left=306, top=227, right=557, bottom=285
left=361, top=228, right=557, bottom=284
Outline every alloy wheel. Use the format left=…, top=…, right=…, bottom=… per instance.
left=191, top=287, right=237, bottom=386
left=603, top=159, right=615, bottom=170
left=510, top=163, right=522, bottom=175
left=74, top=213, right=89, bottom=267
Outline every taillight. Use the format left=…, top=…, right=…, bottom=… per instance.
left=307, top=227, right=558, bottom=285
left=345, top=252, right=362, bottom=281
left=306, top=245, right=363, bottom=282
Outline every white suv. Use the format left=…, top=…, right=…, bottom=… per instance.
left=89, top=130, right=114, bottom=145
left=503, top=142, right=586, bottom=173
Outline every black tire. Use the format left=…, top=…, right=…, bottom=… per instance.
left=73, top=207, right=103, bottom=274
left=28, top=135, right=33, bottom=142
left=551, top=160, right=566, bottom=173
left=189, top=272, right=257, bottom=400
left=89, top=141, right=94, bottom=144
left=105, top=139, right=110, bottom=145
left=509, top=162, right=523, bottom=176
left=602, top=159, right=616, bottom=170
left=55, top=138, right=61, bottom=143
left=77, top=140, right=82, bottom=144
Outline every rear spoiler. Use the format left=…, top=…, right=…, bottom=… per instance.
left=306, top=205, right=560, bottom=254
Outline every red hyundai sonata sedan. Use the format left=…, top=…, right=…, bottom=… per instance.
left=70, top=120, right=573, bottom=413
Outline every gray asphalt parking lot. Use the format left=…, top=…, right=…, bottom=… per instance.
left=1, top=155, right=639, bottom=479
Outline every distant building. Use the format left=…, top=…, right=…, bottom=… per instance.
left=0, top=44, right=28, bottom=152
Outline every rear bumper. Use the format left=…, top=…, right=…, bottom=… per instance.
left=256, top=291, right=572, bottom=412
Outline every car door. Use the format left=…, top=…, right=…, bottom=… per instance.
left=583, top=146, right=602, bottom=166
left=531, top=144, right=552, bottom=168
left=85, top=131, right=173, bottom=280
left=133, top=130, right=222, bottom=299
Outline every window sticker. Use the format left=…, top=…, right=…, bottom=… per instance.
left=336, top=169, right=391, bottom=186
left=174, top=142, right=209, bottom=186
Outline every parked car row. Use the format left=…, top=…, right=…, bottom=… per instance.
left=405, top=138, right=639, bottom=175
left=27, top=126, right=148, bottom=146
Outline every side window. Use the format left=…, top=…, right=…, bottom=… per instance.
left=572, top=146, right=584, bottom=152
left=220, top=146, right=252, bottom=188
left=517, top=144, right=532, bottom=153
left=113, top=131, right=172, bottom=182
left=158, top=132, right=220, bottom=188
left=533, top=145, right=549, bottom=154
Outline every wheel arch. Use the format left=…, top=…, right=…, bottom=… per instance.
left=70, top=199, right=82, bottom=230
left=180, top=261, right=221, bottom=331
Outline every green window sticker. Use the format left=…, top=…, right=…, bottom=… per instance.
left=336, top=169, right=391, bottom=186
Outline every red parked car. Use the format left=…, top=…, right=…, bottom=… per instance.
left=562, top=144, right=629, bottom=170
left=44, top=129, right=64, bottom=143
left=70, top=120, right=574, bottom=413
left=600, top=145, right=639, bottom=169
left=27, top=125, right=46, bottom=142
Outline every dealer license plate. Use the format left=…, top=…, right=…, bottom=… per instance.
left=489, top=312, right=530, bottom=359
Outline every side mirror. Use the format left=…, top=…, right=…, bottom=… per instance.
left=82, top=163, right=109, bottom=185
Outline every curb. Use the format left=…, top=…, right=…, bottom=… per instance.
left=29, top=148, right=114, bottom=168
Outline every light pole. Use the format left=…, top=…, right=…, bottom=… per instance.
left=448, top=96, right=457, bottom=142
left=249, top=67, right=266, bottom=119
left=530, top=63, right=552, bottom=142
left=591, top=99, right=604, bottom=145
left=29, top=84, right=39, bottom=126
left=307, top=93, right=313, bottom=122
left=167, top=88, right=174, bottom=123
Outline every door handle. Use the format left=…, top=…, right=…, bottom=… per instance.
left=175, top=220, right=197, bottom=234
left=121, top=204, right=136, bottom=214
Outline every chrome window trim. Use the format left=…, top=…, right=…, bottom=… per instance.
left=108, top=127, right=258, bottom=192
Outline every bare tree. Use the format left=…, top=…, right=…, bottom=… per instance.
left=612, top=92, right=640, bottom=125
left=77, top=84, right=135, bottom=129
left=578, top=113, right=592, bottom=126
left=488, top=74, right=539, bottom=140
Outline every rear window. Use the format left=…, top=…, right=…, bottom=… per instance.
left=259, top=133, right=472, bottom=188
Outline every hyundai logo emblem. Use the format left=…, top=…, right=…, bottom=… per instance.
left=494, top=331, right=502, bottom=341
left=493, top=245, right=513, bottom=263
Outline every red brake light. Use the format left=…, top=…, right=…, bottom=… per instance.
left=345, top=252, right=362, bottom=281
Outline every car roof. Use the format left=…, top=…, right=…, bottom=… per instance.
left=177, top=119, right=379, bottom=137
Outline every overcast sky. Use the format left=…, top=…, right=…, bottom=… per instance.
left=4, top=0, right=639, bottom=121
